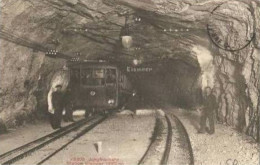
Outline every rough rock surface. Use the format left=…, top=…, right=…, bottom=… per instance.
left=0, top=38, right=65, bottom=127
left=168, top=108, right=259, bottom=165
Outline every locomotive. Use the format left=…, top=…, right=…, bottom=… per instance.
left=66, top=59, right=133, bottom=116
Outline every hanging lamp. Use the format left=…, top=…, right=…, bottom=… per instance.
left=120, top=15, right=133, bottom=49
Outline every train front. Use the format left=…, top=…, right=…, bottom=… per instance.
left=68, top=61, right=119, bottom=112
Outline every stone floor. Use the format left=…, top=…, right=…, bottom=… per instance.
left=44, top=114, right=156, bottom=165
left=0, top=108, right=259, bottom=165
left=0, top=115, right=73, bottom=155
left=164, top=106, right=260, bottom=165
left=0, top=111, right=157, bottom=165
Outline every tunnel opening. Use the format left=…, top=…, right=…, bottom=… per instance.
left=126, top=59, right=201, bottom=109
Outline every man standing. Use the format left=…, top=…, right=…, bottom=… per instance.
left=124, top=89, right=141, bottom=111
left=198, top=87, right=217, bottom=134
left=49, top=85, right=64, bottom=129
left=63, top=88, right=74, bottom=122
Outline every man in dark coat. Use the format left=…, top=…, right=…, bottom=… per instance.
left=124, top=89, right=142, bottom=111
left=63, top=88, right=74, bottom=122
left=50, top=85, right=64, bottom=129
left=198, top=87, right=217, bottom=134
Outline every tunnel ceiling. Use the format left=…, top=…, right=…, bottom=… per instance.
left=0, top=0, right=259, bottom=66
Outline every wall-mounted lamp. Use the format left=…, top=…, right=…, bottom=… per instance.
left=76, top=52, right=81, bottom=56
left=133, top=58, right=142, bottom=65
left=70, top=57, right=80, bottom=62
left=134, top=17, right=141, bottom=22
left=70, top=52, right=81, bottom=62
left=45, top=49, right=58, bottom=57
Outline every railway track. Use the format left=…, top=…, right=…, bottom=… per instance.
left=167, top=114, right=194, bottom=165
left=0, top=107, right=193, bottom=165
left=138, top=110, right=194, bottom=165
left=0, top=115, right=107, bottom=165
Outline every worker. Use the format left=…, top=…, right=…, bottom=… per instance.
left=63, top=88, right=74, bottom=122
left=124, top=89, right=141, bottom=111
left=49, top=84, right=64, bottom=129
left=198, top=86, right=217, bottom=134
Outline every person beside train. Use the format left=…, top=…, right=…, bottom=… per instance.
left=124, top=89, right=144, bottom=112
left=63, top=88, right=74, bottom=122
left=48, top=85, right=64, bottom=129
left=197, top=86, right=217, bottom=134
left=48, top=85, right=74, bottom=129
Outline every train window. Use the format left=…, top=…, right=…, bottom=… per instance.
left=93, top=69, right=105, bottom=78
left=81, top=69, right=91, bottom=85
left=74, top=70, right=80, bottom=79
left=81, top=71, right=86, bottom=79
left=84, top=69, right=92, bottom=79
left=70, top=69, right=80, bottom=84
left=81, top=68, right=105, bottom=86
left=106, top=69, right=116, bottom=84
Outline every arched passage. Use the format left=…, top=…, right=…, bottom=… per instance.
left=0, top=0, right=259, bottom=142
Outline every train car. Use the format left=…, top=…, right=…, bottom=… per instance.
left=66, top=60, right=133, bottom=117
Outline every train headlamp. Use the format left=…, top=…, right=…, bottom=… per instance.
left=108, top=99, right=115, bottom=105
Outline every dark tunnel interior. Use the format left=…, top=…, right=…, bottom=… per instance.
left=125, top=59, right=201, bottom=109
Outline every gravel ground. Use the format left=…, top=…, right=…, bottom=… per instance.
left=0, top=116, right=83, bottom=155
left=44, top=114, right=156, bottom=165
left=0, top=112, right=157, bottom=165
left=164, top=107, right=260, bottom=165
left=1, top=107, right=258, bottom=165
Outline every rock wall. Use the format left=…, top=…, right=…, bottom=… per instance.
left=208, top=2, right=260, bottom=141
left=192, top=45, right=215, bottom=89
left=0, top=39, right=66, bottom=130
left=213, top=46, right=260, bottom=141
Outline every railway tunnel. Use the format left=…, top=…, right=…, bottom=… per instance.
left=126, top=59, right=201, bottom=109
left=0, top=0, right=260, bottom=164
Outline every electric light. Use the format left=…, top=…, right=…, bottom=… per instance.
left=133, top=59, right=139, bottom=65
left=120, top=19, right=133, bottom=49
left=121, top=36, right=133, bottom=49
